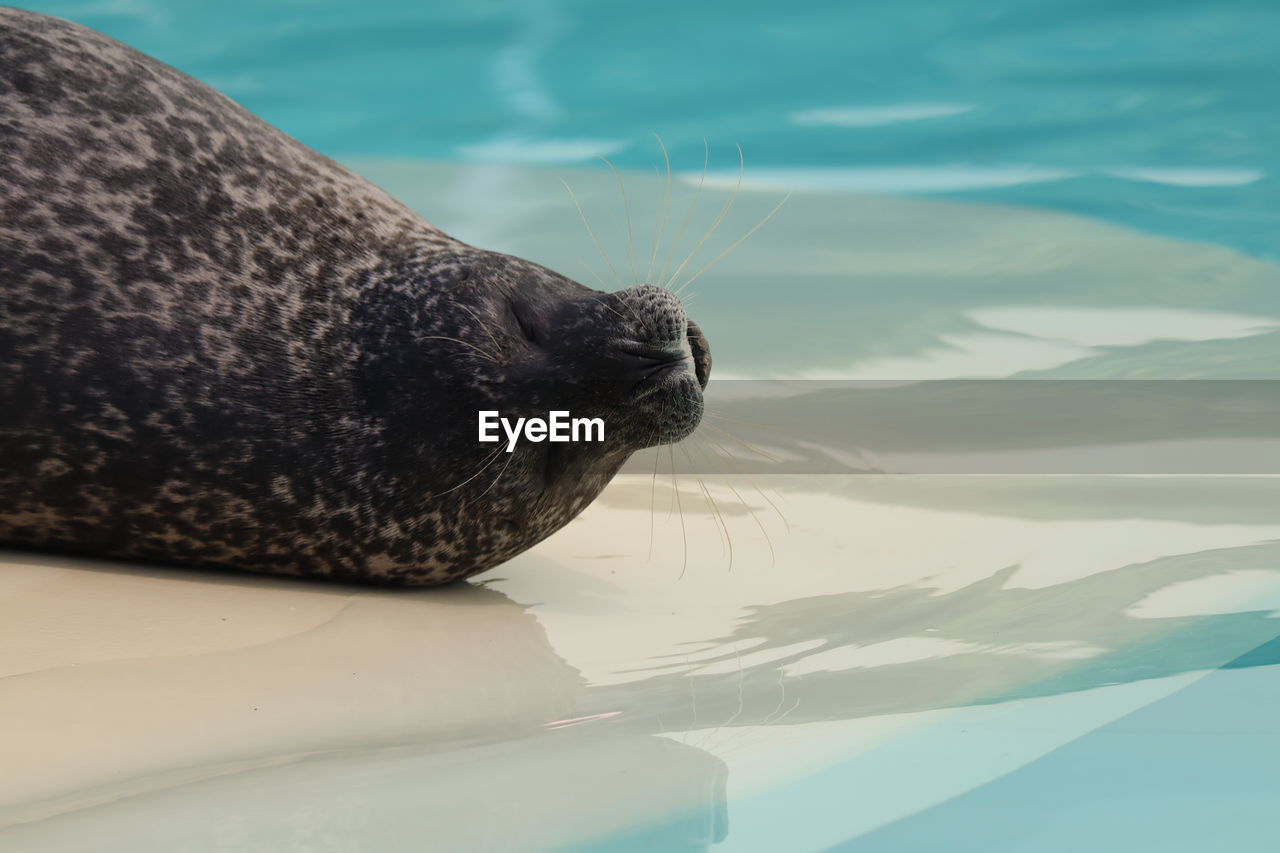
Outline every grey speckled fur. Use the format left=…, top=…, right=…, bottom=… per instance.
left=0, top=7, right=710, bottom=585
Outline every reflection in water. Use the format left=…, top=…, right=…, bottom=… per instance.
left=503, top=473, right=1280, bottom=846
left=584, top=541, right=1280, bottom=729
left=0, top=555, right=727, bottom=852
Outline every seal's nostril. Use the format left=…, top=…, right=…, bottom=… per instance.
left=686, top=319, right=712, bottom=389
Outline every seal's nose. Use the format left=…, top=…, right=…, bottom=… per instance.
left=686, top=318, right=712, bottom=389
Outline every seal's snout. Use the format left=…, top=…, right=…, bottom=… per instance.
left=602, top=284, right=710, bottom=447
left=611, top=283, right=711, bottom=390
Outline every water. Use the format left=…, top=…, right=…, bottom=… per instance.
left=4, top=1, right=1280, bottom=850
left=32, top=0, right=1280, bottom=260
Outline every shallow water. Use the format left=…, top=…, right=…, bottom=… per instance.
left=5, top=1, right=1280, bottom=850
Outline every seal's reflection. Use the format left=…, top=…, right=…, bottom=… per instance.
left=0, top=554, right=727, bottom=852
left=578, top=511, right=1280, bottom=732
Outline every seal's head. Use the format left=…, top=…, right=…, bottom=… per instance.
left=354, top=249, right=711, bottom=578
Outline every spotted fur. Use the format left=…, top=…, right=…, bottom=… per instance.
left=0, top=7, right=709, bottom=585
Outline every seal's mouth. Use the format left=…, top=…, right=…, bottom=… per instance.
left=618, top=341, right=694, bottom=394
left=620, top=335, right=712, bottom=406
left=614, top=313, right=710, bottom=396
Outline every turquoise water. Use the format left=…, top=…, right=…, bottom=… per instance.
left=9, top=2, right=1280, bottom=851
left=31, top=0, right=1280, bottom=260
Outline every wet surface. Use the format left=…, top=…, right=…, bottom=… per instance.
left=5, top=471, right=1280, bottom=850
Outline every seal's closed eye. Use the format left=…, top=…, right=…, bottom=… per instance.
left=511, top=301, right=541, bottom=346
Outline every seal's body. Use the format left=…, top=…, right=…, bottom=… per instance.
left=0, top=8, right=709, bottom=584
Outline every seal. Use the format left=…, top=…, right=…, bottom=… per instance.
left=0, top=7, right=711, bottom=585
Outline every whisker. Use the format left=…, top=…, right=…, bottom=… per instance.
left=427, top=444, right=505, bottom=498
left=691, top=434, right=776, bottom=568
left=660, top=138, right=710, bottom=286
left=722, top=683, right=801, bottom=758
left=707, top=666, right=788, bottom=757
left=564, top=176, right=650, bottom=331
left=474, top=444, right=518, bottom=501
left=674, top=193, right=791, bottom=296
left=664, top=143, right=745, bottom=291
left=704, top=436, right=791, bottom=532
left=645, top=403, right=667, bottom=560
left=693, top=641, right=747, bottom=752
left=664, top=437, right=679, bottom=521
left=685, top=655, right=700, bottom=736
left=598, top=155, right=639, bottom=286
left=696, top=471, right=727, bottom=558
left=577, top=234, right=648, bottom=330
left=679, top=440, right=734, bottom=569
left=648, top=444, right=661, bottom=559
left=704, top=409, right=789, bottom=432
left=647, top=133, right=674, bottom=284
left=420, top=335, right=500, bottom=364
left=579, top=261, right=613, bottom=292
left=560, top=178, right=623, bottom=287
left=586, top=290, right=631, bottom=323
left=457, top=305, right=505, bottom=360
left=723, top=479, right=774, bottom=568
left=760, top=667, right=789, bottom=726
left=773, top=695, right=803, bottom=727
left=669, top=444, right=689, bottom=578
left=699, top=421, right=781, bottom=463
